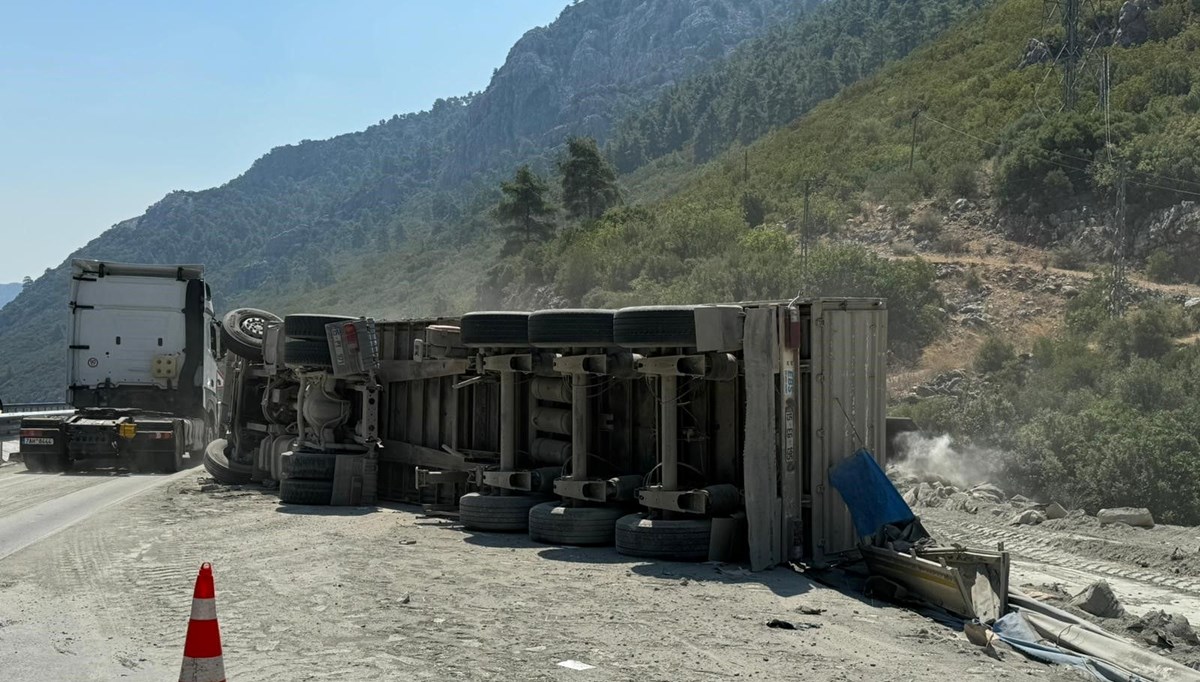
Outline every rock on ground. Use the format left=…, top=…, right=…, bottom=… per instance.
left=1098, top=507, right=1155, bottom=528
left=1043, top=502, right=1068, bottom=520
left=970, top=483, right=1006, bottom=502
left=1069, top=580, right=1125, bottom=618
left=1010, top=509, right=1046, bottom=526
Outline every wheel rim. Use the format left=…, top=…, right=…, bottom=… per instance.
left=239, top=315, right=268, bottom=340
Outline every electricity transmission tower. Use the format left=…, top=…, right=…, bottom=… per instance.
left=799, top=178, right=812, bottom=285
left=1062, top=0, right=1081, bottom=109
left=1041, top=0, right=1096, bottom=111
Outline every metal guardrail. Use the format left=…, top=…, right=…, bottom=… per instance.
left=0, top=409, right=76, bottom=438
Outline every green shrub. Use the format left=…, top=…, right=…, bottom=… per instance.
left=935, top=234, right=969, bottom=254
left=1145, top=249, right=1177, bottom=283
left=1107, top=358, right=1186, bottom=411
left=912, top=210, right=943, bottom=238
left=741, top=192, right=768, bottom=228
left=1151, top=63, right=1192, bottom=97
left=1051, top=244, right=1089, bottom=270
left=1148, top=3, right=1187, bottom=42
left=892, top=396, right=960, bottom=436
left=1144, top=247, right=1200, bottom=284
left=1107, top=304, right=1187, bottom=360
left=974, top=336, right=1017, bottom=374
left=944, top=162, right=979, bottom=199
left=1065, top=278, right=1112, bottom=334
left=964, top=267, right=984, bottom=292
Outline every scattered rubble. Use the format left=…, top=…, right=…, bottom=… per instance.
left=969, top=483, right=1006, bottom=503
left=944, top=492, right=978, bottom=514
left=903, top=370, right=973, bottom=402
left=1068, top=581, right=1125, bottom=619
left=1098, top=507, right=1155, bottom=528
left=1128, top=610, right=1200, bottom=650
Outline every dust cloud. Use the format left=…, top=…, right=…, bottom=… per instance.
left=891, top=432, right=1007, bottom=489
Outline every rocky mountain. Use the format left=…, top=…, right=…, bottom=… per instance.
left=0, top=0, right=804, bottom=401
left=0, top=283, right=20, bottom=311
left=448, top=0, right=806, bottom=179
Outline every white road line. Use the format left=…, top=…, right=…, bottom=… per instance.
left=0, top=468, right=195, bottom=561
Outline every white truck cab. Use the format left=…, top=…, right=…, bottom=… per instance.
left=19, top=260, right=218, bottom=473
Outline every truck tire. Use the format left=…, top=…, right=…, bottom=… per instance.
left=221, top=308, right=281, bottom=362
left=23, top=452, right=46, bottom=473
left=282, top=339, right=333, bottom=368
left=30, top=451, right=68, bottom=473
left=279, top=478, right=334, bottom=505
left=155, top=450, right=183, bottom=474
left=459, top=312, right=530, bottom=348
left=203, top=439, right=252, bottom=485
left=283, top=314, right=354, bottom=341
left=458, top=492, right=543, bottom=532
left=614, top=306, right=697, bottom=348
left=527, top=309, right=616, bottom=348
left=528, top=502, right=624, bottom=546
left=615, top=513, right=712, bottom=561
left=280, top=451, right=337, bottom=480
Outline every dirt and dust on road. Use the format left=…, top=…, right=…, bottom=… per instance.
left=0, top=459, right=1086, bottom=682
left=889, top=435, right=1200, bottom=672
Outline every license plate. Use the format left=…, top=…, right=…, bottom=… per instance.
left=21, top=437, right=54, bottom=445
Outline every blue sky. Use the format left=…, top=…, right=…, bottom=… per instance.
left=0, top=0, right=567, bottom=283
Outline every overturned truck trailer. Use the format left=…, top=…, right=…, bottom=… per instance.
left=371, top=299, right=886, bottom=569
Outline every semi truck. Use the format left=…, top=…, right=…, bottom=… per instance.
left=19, top=259, right=219, bottom=473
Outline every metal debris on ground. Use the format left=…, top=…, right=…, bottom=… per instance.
left=1128, top=610, right=1200, bottom=650
left=766, top=619, right=820, bottom=631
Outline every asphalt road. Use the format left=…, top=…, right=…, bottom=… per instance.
left=0, top=441, right=199, bottom=562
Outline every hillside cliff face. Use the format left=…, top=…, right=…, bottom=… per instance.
left=0, top=0, right=802, bottom=401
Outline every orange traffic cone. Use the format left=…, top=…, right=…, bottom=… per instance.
left=179, top=562, right=226, bottom=682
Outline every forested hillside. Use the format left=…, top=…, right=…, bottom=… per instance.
left=0, top=283, right=20, bottom=311
left=607, top=0, right=988, bottom=170
left=0, top=0, right=801, bottom=401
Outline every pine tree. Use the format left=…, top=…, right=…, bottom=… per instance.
left=558, top=137, right=619, bottom=221
left=494, top=165, right=555, bottom=250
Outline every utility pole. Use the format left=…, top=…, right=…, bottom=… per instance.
left=800, top=178, right=813, bottom=289
left=1108, top=164, right=1129, bottom=318
left=909, top=110, right=920, bottom=172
